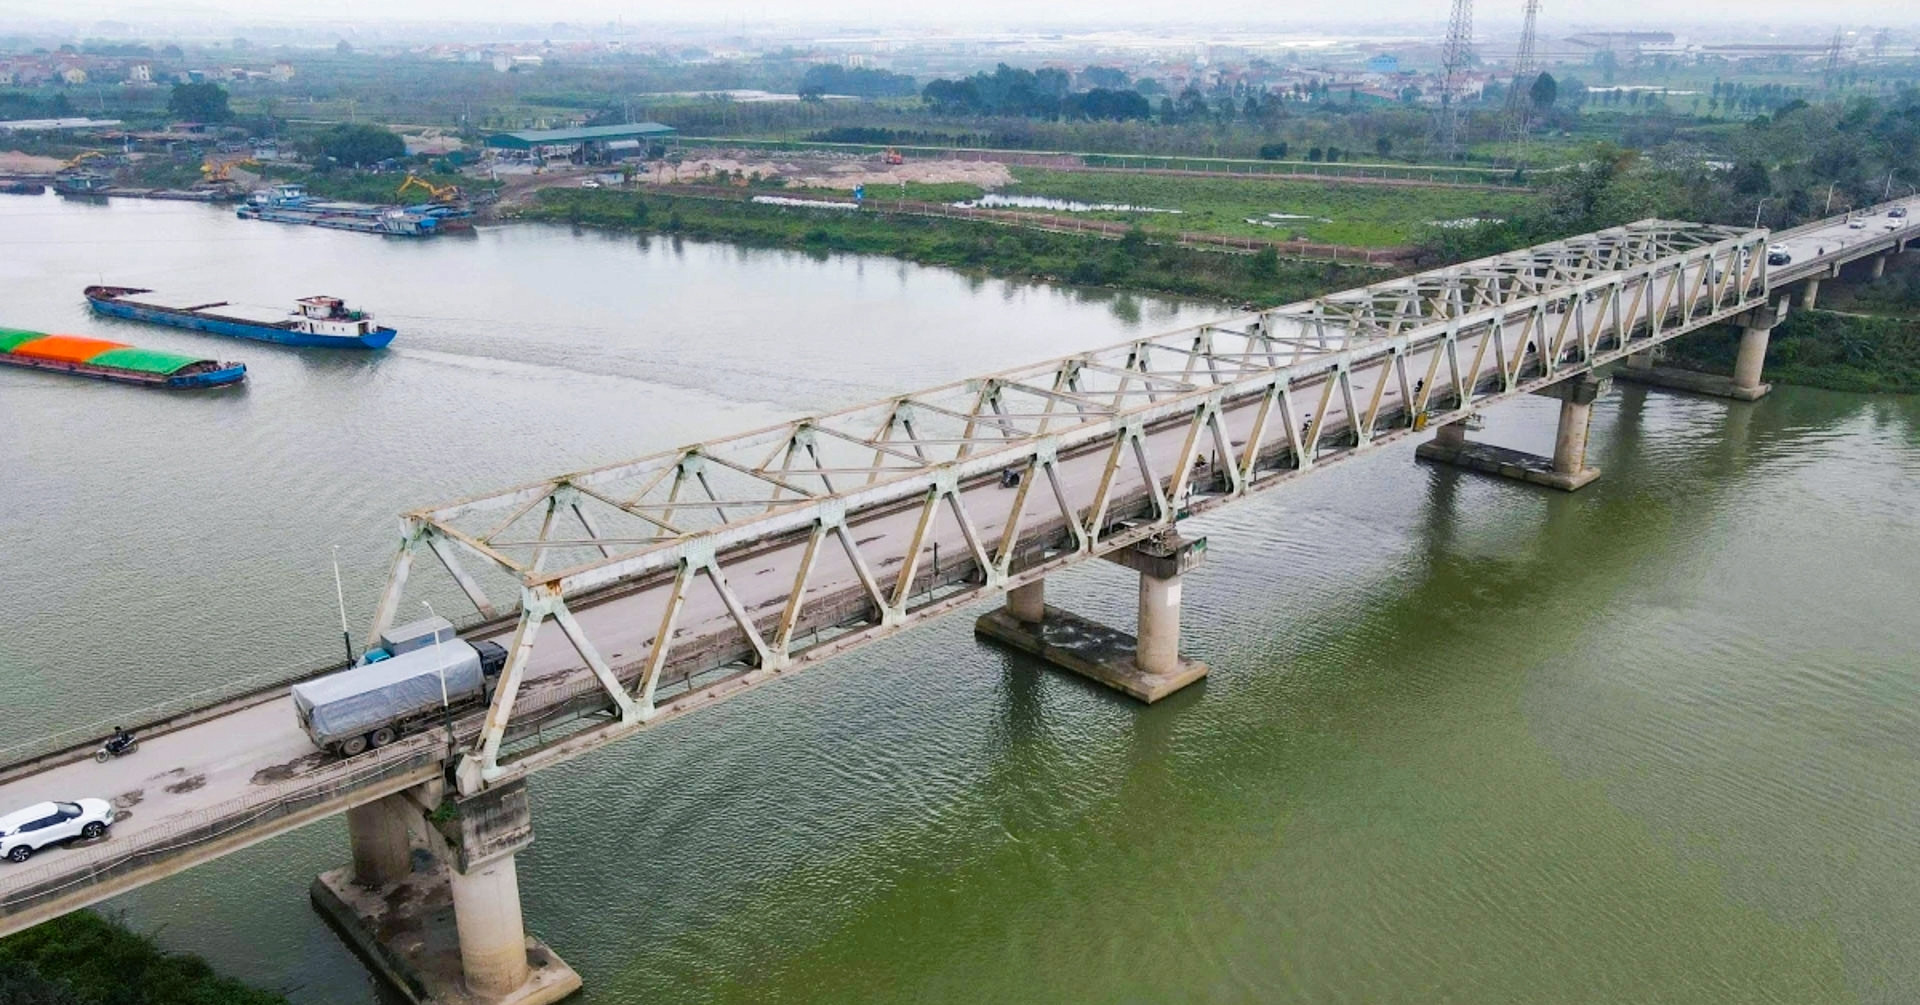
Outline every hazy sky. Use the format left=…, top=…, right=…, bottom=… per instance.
left=4, top=0, right=1915, bottom=27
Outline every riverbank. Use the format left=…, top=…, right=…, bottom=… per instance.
left=0, top=911, right=284, bottom=1005
left=517, top=187, right=1384, bottom=307
left=1663, top=256, right=1920, bottom=394
left=1663, top=310, right=1920, bottom=394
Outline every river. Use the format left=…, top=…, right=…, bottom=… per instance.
left=2, top=193, right=1919, bottom=1003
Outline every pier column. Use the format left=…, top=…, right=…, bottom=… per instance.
left=1870, top=254, right=1887, bottom=280
left=1802, top=276, right=1821, bottom=310
left=450, top=855, right=530, bottom=996
left=446, top=780, right=537, bottom=998
left=1135, top=569, right=1182, bottom=676
left=311, top=779, right=580, bottom=1005
left=1415, top=374, right=1606, bottom=491
left=1006, top=579, right=1045, bottom=625
left=1624, top=350, right=1655, bottom=373
left=975, top=533, right=1208, bottom=703
left=345, top=794, right=414, bottom=889
left=1550, top=397, right=1594, bottom=479
left=1730, top=318, right=1775, bottom=400
left=1613, top=299, right=1786, bottom=402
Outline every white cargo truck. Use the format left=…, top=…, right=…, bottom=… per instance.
left=291, top=616, right=507, bottom=757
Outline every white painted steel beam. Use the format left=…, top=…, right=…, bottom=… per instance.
left=362, top=219, right=1767, bottom=790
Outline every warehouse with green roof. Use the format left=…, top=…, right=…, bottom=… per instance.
left=483, top=123, right=677, bottom=163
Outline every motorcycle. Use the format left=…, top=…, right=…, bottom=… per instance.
left=93, top=735, right=138, bottom=763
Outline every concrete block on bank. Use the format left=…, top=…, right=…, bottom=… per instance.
left=976, top=606, right=1206, bottom=703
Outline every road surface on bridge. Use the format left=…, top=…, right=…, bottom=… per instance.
left=0, top=202, right=1911, bottom=929
left=1768, top=197, right=1916, bottom=283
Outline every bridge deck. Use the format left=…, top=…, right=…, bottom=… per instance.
left=4, top=199, right=1917, bottom=935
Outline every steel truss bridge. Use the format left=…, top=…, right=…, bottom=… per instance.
left=377, top=218, right=1769, bottom=794
left=7, top=202, right=1916, bottom=973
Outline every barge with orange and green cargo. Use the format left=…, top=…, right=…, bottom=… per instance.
left=0, top=328, right=246, bottom=389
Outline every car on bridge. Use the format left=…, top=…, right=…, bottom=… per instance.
left=1891, top=206, right=1908, bottom=219
left=1767, top=245, right=1792, bottom=266
left=0, top=799, right=114, bottom=863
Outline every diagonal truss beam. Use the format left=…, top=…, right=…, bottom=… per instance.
left=363, top=220, right=1769, bottom=793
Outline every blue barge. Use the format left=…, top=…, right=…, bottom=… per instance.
left=85, top=286, right=397, bottom=350
left=236, top=184, right=468, bottom=237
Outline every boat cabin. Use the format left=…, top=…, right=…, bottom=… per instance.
left=294, top=296, right=376, bottom=336
left=251, top=183, right=308, bottom=207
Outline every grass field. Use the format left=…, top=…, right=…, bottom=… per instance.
left=996, top=168, right=1542, bottom=248
left=523, top=187, right=1386, bottom=307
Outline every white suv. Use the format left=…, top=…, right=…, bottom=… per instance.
left=0, top=800, right=114, bottom=863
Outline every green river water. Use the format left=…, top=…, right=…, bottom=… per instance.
left=2, top=194, right=1918, bottom=1003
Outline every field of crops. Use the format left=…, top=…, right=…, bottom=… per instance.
left=998, top=168, right=1543, bottom=248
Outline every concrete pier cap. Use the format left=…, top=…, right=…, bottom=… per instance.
left=316, top=779, right=582, bottom=1005
left=977, top=530, right=1209, bottom=702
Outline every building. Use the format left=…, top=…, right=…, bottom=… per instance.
left=270, top=62, right=295, bottom=82
left=1367, top=54, right=1400, bottom=73
left=484, top=123, right=678, bottom=164
left=1565, top=31, right=1678, bottom=52
left=59, top=66, right=88, bottom=85
left=128, top=63, right=151, bottom=83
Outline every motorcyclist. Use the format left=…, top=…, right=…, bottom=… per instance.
left=106, top=726, right=133, bottom=755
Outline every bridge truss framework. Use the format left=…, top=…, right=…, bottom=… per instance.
left=365, top=219, right=1768, bottom=794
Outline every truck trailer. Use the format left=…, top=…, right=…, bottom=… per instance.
left=291, top=616, right=507, bottom=756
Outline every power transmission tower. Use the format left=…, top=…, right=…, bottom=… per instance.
left=1823, top=28, right=1846, bottom=88
left=1437, top=0, right=1475, bottom=161
left=1502, top=0, right=1543, bottom=166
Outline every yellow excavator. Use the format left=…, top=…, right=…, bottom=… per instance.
left=60, top=150, right=106, bottom=171
left=395, top=173, right=464, bottom=204
left=199, top=157, right=258, bottom=183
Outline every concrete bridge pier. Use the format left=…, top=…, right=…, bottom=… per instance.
left=1728, top=317, right=1775, bottom=400
left=346, top=793, right=416, bottom=889
left=1415, top=373, right=1607, bottom=491
left=1614, top=300, right=1782, bottom=402
left=976, top=533, right=1209, bottom=702
left=313, top=779, right=581, bottom=1005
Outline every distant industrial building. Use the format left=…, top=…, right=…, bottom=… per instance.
left=1565, top=31, right=1677, bottom=52
left=484, top=123, right=678, bottom=164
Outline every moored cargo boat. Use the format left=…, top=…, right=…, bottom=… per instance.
left=0, top=328, right=245, bottom=389
left=85, top=286, right=397, bottom=349
left=236, top=184, right=442, bottom=237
